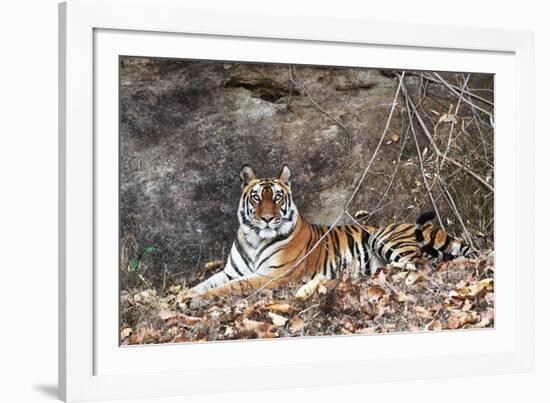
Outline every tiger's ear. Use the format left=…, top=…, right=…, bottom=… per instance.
left=239, top=165, right=256, bottom=188
left=278, top=164, right=291, bottom=187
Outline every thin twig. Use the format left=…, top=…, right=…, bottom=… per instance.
left=398, top=79, right=494, bottom=192
left=400, top=142, right=485, bottom=223
left=431, top=73, right=494, bottom=120
left=296, top=303, right=320, bottom=317
left=405, top=93, right=445, bottom=229
left=416, top=72, right=494, bottom=106
left=437, top=179, right=477, bottom=250
left=364, top=123, right=410, bottom=223
left=290, top=67, right=353, bottom=160
left=440, top=74, right=470, bottom=171
left=463, top=76, right=492, bottom=163
left=137, top=273, right=153, bottom=289
left=286, top=65, right=294, bottom=109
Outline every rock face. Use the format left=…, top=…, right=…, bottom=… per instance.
left=120, top=57, right=494, bottom=286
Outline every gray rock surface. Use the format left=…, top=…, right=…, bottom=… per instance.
left=120, top=57, right=494, bottom=286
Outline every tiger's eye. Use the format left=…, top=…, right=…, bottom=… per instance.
left=274, top=194, right=282, bottom=202
left=251, top=194, right=260, bottom=202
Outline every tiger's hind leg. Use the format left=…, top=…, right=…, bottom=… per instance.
left=368, top=254, right=388, bottom=276
left=388, top=249, right=431, bottom=271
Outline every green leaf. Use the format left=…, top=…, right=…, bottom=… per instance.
left=143, top=246, right=156, bottom=255
left=128, top=259, right=139, bottom=271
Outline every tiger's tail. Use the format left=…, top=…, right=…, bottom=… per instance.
left=415, top=211, right=440, bottom=259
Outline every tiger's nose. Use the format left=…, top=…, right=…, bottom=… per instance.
left=261, top=214, right=275, bottom=223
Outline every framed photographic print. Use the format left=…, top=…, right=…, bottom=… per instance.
left=59, top=0, right=534, bottom=401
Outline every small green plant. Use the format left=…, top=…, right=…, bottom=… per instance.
left=128, top=244, right=156, bottom=272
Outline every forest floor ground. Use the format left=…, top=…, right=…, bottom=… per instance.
left=120, top=253, right=494, bottom=344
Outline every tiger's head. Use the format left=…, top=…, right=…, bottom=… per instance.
left=237, top=164, right=298, bottom=240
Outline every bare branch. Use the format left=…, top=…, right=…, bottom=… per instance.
left=440, top=74, right=470, bottom=171
left=398, top=77, right=494, bottom=192
left=418, top=72, right=494, bottom=107
left=431, top=72, right=494, bottom=119
left=405, top=94, right=445, bottom=229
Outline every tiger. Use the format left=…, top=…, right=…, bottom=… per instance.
left=186, top=164, right=473, bottom=300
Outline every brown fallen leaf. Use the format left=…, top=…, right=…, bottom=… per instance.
left=437, top=112, right=457, bottom=124
left=405, top=271, right=425, bottom=286
left=354, top=210, right=370, bottom=220
left=427, top=319, right=442, bottom=331
left=265, top=303, right=294, bottom=314
left=224, top=326, right=235, bottom=337
left=375, top=269, right=389, bottom=284
left=461, top=299, right=473, bottom=312
left=165, top=314, right=203, bottom=327
left=171, top=335, right=190, bottom=343
left=446, top=310, right=480, bottom=329
left=450, top=278, right=493, bottom=298
left=158, top=309, right=178, bottom=320
left=355, top=327, right=377, bottom=335
left=341, top=317, right=356, bottom=333
left=130, top=327, right=161, bottom=344
left=268, top=312, right=288, bottom=327
left=455, top=280, right=468, bottom=289
left=374, top=294, right=393, bottom=320
left=381, top=323, right=397, bottom=332
left=436, top=260, right=454, bottom=272
left=133, top=289, right=158, bottom=305
left=394, top=291, right=416, bottom=303
left=120, top=327, right=132, bottom=339
left=413, top=306, right=431, bottom=319
left=391, top=271, right=408, bottom=282
left=240, top=318, right=278, bottom=338
left=366, top=285, right=386, bottom=302
left=204, top=260, right=224, bottom=271
left=289, top=316, right=305, bottom=333
left=473, top=308, right=495, bottom=328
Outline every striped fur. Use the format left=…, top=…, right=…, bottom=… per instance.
left=368, top=211, right=474, bottom=265
left=189, top=165, right=472, bottom=299
left=414, top=211, right=474, bottom=260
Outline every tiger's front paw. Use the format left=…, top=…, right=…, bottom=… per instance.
left=181, top=287, right=199, bottom=301
left=181, top=287, right=209, bottom=310
left=295, top=274, right=327, bottom=301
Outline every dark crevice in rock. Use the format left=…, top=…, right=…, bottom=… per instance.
left=335, top=83, right=376, bottom=91
left=223, top=78, right=300, bottom=103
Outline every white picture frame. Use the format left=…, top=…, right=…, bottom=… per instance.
left=59, top=0, right=534, bottom=401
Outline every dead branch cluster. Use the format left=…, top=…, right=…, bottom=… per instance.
left=288, top=68, right=493, bottom=252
